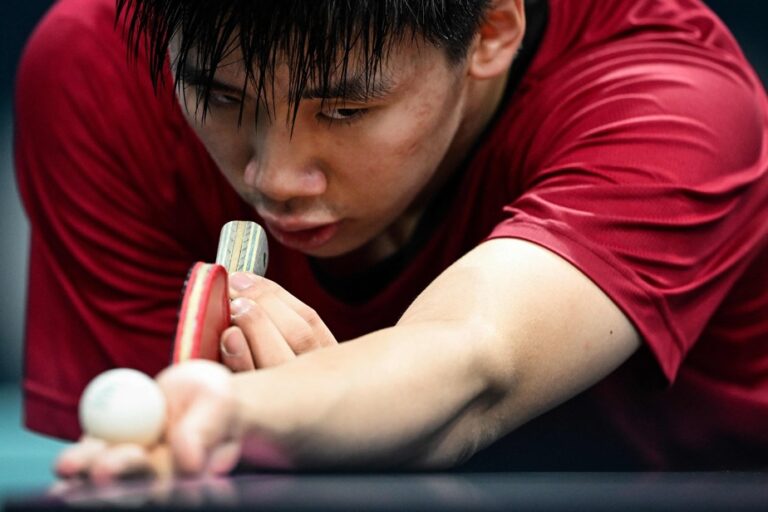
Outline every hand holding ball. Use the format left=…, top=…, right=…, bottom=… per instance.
left=78, top=369, right=166, bottom=446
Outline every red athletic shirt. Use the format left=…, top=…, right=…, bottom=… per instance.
left=15, top=0, right=768, bottom=469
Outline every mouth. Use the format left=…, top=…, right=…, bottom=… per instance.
left=261, top=217, right=341, bottom=252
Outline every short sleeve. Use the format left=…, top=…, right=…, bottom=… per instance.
left=488, top=43, right=768, bottom=382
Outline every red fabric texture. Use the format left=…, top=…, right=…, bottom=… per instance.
left=15, top=0, right=768, bottom=468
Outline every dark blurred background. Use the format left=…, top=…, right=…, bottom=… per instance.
left=0, top=1, right=766, bottom=379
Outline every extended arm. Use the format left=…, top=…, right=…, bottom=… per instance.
left=231, top=238, right=640, bottom=469
left=56, top=238, right=640, bottom=477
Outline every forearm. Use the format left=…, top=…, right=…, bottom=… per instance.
left=230, top=239, right=639, bottom=470
left=231, top=319, right=499, bottom=469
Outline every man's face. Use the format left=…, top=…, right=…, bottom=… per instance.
left=172, top=40, right=478, bottom=262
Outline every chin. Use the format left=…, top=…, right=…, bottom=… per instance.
left=301, top=241, right=360, bottom=259
left=303, top=231, right=379, bottom=260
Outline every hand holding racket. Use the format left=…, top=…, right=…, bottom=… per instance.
left=172, top=219, right=336, bottom=369
left=172, top=220, right=269, bottom=364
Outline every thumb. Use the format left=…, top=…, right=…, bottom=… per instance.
left=156, top=361, right=240, bottom=475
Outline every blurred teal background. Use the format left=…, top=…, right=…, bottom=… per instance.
left=0, top=0, right=766, bottom=499
left=1, top=1, right=69, bottom=500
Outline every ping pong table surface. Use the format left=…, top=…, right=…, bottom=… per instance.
left=4, top=471, right=768, bottom=511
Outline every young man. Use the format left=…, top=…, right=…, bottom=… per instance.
left=15, top=0, right=768, bottom=477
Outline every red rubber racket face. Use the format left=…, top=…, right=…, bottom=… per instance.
left=171, top=262, right=230, bottom=364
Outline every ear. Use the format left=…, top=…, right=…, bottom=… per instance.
left=468, top=0, right=525, bottom=80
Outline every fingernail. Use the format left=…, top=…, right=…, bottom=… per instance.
left=229, top=272, right=256, bottom=291
left=230, top=297, right=252, bottom=316
left=220, top=331, right=243, bottom=358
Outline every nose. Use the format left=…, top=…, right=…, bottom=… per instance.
left=242, top=126, right=327, bottom=204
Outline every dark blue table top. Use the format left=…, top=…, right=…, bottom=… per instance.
left=4, top=471, right=768, bottom=512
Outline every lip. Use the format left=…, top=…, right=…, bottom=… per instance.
left=261, top=217, right=341, bottom=252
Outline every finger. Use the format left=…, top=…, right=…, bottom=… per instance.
left=206, top=441, right=241, bottom=476
left=302, top=311, right=337, bottom=348
left=220, top=326, right=256, bottom=372
left=230, top=273, right=313, bottom=320
left=55, top=437, right=108, bottom=478
left=254, top=288, right=337, bottom=348
left=47, top=479, right=85, bottom=498
left=168, top=402, right=233, bottom=476
left=157, top=362, right=237, bottom=475
left=88, top=444, right=153, bottom=485
left=230, top=273, right=337, bottom=349
left=250, top=295, right=319, bottom=355
left=147, top=445, right=174, bottom=480
left=230, top=297, right=296, bottom=368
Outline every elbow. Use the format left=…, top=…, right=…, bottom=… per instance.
left=403, top=319, right=517, bottom=471
left=406, top=416, right=506, bottom=471
left=463, top=315, right=521, bottom=400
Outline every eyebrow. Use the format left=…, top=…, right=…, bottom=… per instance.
left=301, top=72, right=394, bottom=102
left=178, top=64, right=393, bottom=103
left=178, top=65, right=243, bottom=95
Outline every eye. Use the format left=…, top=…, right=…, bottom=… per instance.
left=208, top=91, right=242, bottom=108
left=319, top=107, right=369, bottom=123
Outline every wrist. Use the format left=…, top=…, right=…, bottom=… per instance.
left=230, top=371, right=298, bottom=469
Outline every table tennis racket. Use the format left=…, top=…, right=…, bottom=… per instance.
left=171, top=220, right=269, bottom=364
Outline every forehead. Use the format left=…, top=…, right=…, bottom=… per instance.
left=169, top=27, right=434, bottom=75
left=170, top=30, right=442, bottom=100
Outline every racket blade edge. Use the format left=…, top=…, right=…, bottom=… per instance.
left=171, top=262, right=230, bottom=364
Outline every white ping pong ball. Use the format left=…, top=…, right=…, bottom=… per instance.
left=78, top=368, right=166, bottom=446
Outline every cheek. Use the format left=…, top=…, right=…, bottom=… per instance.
left=337, top=93, right=458, bottom=199
left=392, top=74, right=462, bottom=157
left=175, top=93, right=253, bottom=175
left=400, top=106, right=449, bottom=159
left=188, top=121, right=252, bottom=181
left=339, top=119, right=445, bottom=209
left=376, top=98, right=460, bottom=177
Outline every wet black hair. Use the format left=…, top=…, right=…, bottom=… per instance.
left=116, top=0, right=492, bottom=123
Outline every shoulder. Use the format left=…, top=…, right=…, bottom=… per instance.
left=502, top=0, right=766, bottom=181
left=16, top=0, right=176, bottom=119
left=19, top=0, right=122, bottom=72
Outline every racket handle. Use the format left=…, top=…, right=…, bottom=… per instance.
left=215, top=221, right=269, bottom=276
